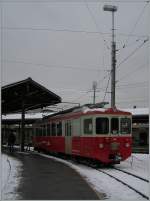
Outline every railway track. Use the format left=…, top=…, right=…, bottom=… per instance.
left=113, top=167, right=149, bottom=182
left=97, top=168, right=149, bottom=200
left=63, top=157, right=149, bottom=199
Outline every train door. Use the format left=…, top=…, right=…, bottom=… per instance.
left=65, top=120, right=72, bottom=154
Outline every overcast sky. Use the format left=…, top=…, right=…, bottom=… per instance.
left=1, top=0, right=149, bottom=110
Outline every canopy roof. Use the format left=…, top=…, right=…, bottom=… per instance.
left=2, top=77, right=61, bottom=114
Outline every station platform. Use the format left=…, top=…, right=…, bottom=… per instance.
left=2, top=148, right=101, bottom=200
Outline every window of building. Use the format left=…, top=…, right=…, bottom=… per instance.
left=96, top=118, right=109, bottom=134
left=111, top=118, right=119, bottom=134
left=84, top=118, right=93, bottom=135
left=120, top=118, right=131, bottom=134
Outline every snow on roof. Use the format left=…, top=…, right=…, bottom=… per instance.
left=120, top=108, right=149, bottom=116
left=82, top=107, right=107, bottom=113
left=73, top=106, right=106, bottom=114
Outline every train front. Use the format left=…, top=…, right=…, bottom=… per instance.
left=94, top=109, right=132, bottom=164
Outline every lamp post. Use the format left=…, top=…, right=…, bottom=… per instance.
left=103, top=5, right=117, bottom=109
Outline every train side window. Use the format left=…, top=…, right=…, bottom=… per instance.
left=120, top=118, right=131, bottom=134
left=49, top=123, right=51, bottom=136
left=43, top=124, right=46, bottom=136
left=111, top=118, right=119, bottom=134
left=65, top=121, right=71, bottom=136
left=57, top=122, right=62, bottom=136
left=32, top=127, right=34, bottom=137
left=36, top=127, right=39, bottom=136
left=52, top=123, right=56, bottom=136
left=37, top=127, right=40, bottom=136
left=65, top=122, right=67, bottom=136
left=39, top=125, right=42, bottom=136
left=41, top=125, right=43, bottom=136
left=47, top=124, right=50, bottom=136
left=72, top=119, right=80, bottom=136
left=96, top=118, right=109, bottom=134
left=84, top=119, right=93, bottom=135
left=69, top=122, right=72, bottom=136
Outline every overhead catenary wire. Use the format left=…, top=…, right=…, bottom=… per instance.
left=122, top=1, right=149, bottom=48
left=84, top=0, right=110, bottom=50
left=1, top=1, right=148, bottom=108
left=117, top=63, right=148, bottom=82
left=56, top=80, right=148, bottom=109
left=3, top=59, right=108, bottom=72
left=102, top=75, right=111, bottom=102
left=97, top=38, right=149, bottom=89
left=1, top=26, right=148, bottom=39
left=0, top=0, right=150, bottom=3
left=116, top=38, right=149, bottom=70
left=116, top=98, right=148, bottom=104
left=116, top=81, right=148, bottom=89
left=117, top=38, right=141, bottom=52
left=56, top=81, right=148, bottom=96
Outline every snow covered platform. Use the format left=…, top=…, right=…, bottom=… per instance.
left=2, top=147, right=149, bottom=200
left=1, top=149, right=100, bottom=200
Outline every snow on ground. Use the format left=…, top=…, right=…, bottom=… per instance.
left=115, top=154, right=149, bottom=180
left=36, top=152, right=149, bottom=200
left=1, top=153, right=22, bottom=200
left=1, top=151, right=149, bottom=200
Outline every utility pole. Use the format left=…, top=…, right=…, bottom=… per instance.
left=103, top=5, right=117, bottom=108
left=92, top=81, right=97, bottom=104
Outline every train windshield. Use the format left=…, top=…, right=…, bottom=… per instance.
left=111, top=118, right=119, bottom=135
left=96, top=117, right=109, bottom=134
left=120, top=118, right=131, bottom=134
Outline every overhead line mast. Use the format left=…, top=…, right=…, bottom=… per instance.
left=103, top=5, right=118, bottom=109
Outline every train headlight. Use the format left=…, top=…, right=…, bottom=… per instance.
left=99, top=143, right=104, bottom=149
left=125, top=143, right=130, bottom=147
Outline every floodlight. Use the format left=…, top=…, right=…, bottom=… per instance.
left=103, top=5, right=117, bottom=12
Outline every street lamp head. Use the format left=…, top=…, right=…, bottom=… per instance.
left=103, top=5, right=117, bottom=12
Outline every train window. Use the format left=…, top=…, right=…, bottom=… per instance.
left=49, top=123, right=52, bottom=136
left=43, top=124, right=46, bottom=136
left=37, top=127, right=41, bottom=136
left=73, top=119, right=80, bottom=136
left=96, top=118, right=109, bottom=134
left=65, top=121, right=71, bottom=136
left=52, top=123, right=56, bottom=136
left=36, top=127, right=39, bottom=136
left=46, top=124, right=50, bottom=136
left=40, top=126, right=43, bottom=136
left=84, top=119, right=93, bottom=135
left=57, top=122, right=62, bottom=136
left=33, top=127, right=36, bottom=137
left=120, top=118, right=131, bottom=134
left=111, top=118, right=119, bottom=134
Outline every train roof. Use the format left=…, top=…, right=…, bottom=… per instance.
left=43, top=104, right=132, bottom=120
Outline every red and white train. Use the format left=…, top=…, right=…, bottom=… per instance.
left=32, top=105, right=132, bottom=165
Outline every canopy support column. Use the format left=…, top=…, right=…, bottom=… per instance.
left=20, top=101, right=25, bottom=152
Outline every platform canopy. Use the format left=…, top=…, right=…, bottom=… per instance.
left=2, top=77, right=61, bottom=114
left=2, top=77, right=61, bottom=151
